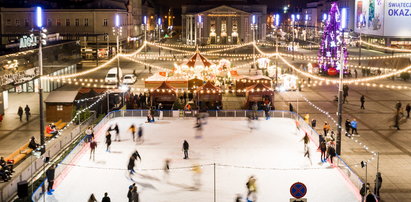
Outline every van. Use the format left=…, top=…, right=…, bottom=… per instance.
left=105, top=67, right=123, bottom=84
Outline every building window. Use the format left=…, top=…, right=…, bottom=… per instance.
left=103, top=19, right=108, bottom=26
left=6, top=19, right=11, bottom=26
left=84, top=18, right=89, bottom=26
left=57, top=105, right=63, bottom=111
left=75, top=19, right=80, bottom=26
left=56, top=19, right=61, bottom=26
left=15, top=19, right=20, bottom=26
left=24, top=19, right=29, bottom=27
left=47, top=18, right=52, bottom=27
left=66, top=19, right=70, bottom=26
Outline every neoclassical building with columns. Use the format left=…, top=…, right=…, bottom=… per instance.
left=182, top=2, right=267, bottom=45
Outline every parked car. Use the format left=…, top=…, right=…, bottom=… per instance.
left=122, top=74, right=137, bottom=85
left=105, top=67, right=123, bottom=84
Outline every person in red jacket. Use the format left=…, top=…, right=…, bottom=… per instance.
left=45, top=124, right=58, bottom=136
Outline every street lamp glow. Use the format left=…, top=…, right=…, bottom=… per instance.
left=359, top=13, right=364, bottom=24
left=322, top=13, right=328, bottom=22
left=157, top=18, right=162, bottom=25
left=252, top=15, right=256, bottom=24
left=143, top=16, right=147, bottom=25
left=305, top=14, right=308, bottom=21
left=291, top=14, right=295, bottom=22
left=36, top=6, right=43, bottom=28
left=341, top=8, right=347, bottom=29
left=198, top=15, right=202, bottom=23
left=115, top=14, right=120, bottom=27
left=296, top=14, right=300, bottom=20
left=275, top=14, right=280, bottom=26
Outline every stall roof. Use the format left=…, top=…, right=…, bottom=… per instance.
left=197, top=81, right=221, bottom=92
left=246, top=83, right=273, bottom=92
left=45, top=90, right=79, bottom=103
left=156, top=81, right=176, bottom=90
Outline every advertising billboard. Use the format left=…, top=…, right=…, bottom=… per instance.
left=354, top=0, right=384, bottom=36
left=355, top=0, right=411, bottom=37
left=384, top=0, right=411, bottom=37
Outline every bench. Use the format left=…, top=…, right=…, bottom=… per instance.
left=5, top=142, right=33, bottom=166
left=44, top=120, right=67, bottom=138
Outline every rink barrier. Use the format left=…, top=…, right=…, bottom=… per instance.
left=28, top=109, right=364, bottom=201
left=0, top=113, right=97, bottom=202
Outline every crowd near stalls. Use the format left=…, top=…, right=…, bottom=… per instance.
left=245, top=83, right=274, bottom=110
left=149, top=82, right=177, bottom=110
left=235, top=75, right=272, bottom=96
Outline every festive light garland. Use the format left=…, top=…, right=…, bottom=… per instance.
left=74, top=91, right=111, bottom=103
left=279, top=55, right=411, bottom=84
left=299, top=93, right=378, bottom=167
left=300, top=80, right=411, bottom=90
left=360, top=40, right=411, bottom=52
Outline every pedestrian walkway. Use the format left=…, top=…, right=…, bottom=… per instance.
left=0, top=92, right=47, bottom=157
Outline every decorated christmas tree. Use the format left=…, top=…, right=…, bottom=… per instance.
left=318, top=2, right=348, bottom=76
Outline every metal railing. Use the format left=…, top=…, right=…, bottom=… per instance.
left=0, top=112, right=96, bottom=202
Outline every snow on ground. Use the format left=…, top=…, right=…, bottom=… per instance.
left=45, top=117, right=360, bottom=202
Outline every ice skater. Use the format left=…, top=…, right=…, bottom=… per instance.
left=194, top=121, right=203, bottom=138
left=183, top=140, right=189, bottom=159
left=163, top=159, right=170, bottom=182
left=105, top=131, right=112, bottom=152
left=192, top=164, right=202, bottom=190
left=89, top=140, right=97, bottom=161
left=137, top=124, right=144, bottom=143
left=46, top=164, right=56, bottom=195
left=301, top=132, right=310, bottom=158
left=320, top=140, right=327, bottom=163
left=246, top=176, right=257, bottom=202
left=128, top=155, right=136, bottom=175
left=114, top=123, right=120, bottom=141
left=327, top=142, right=336, bottom=164
left=129, top=124, right=136, bottom=142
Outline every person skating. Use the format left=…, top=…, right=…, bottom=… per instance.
left=345, top=119, right=351, bottom=137
left=46, top=164, right=56, bottom=195
left=327, top=143, right=336, bottom=164
left=24, top=105, right=30, bottom=121
left=192, top=164, right=202, bottom=189
left=128, top=154, right=136, bottom=175
left=360, top=95, right=365, bottom=109
left=90, top=140, right=97, bottom=161
left=85, top=126, right=94, bottom=143
left=301, top=133, right=310, bottom=158
left=194, top=121, right=203, bottom=138
left=163, top=159, right=170, bottom=182
left=264, top=100, right=271, bottom=120
left=127, top=184, right=135, bottom=202
left=129, top=124, right=136, bottom=142
left=246, top=176, right=257, bottom=201
left=137, top=124, right=144, bottom=143
left=183, top=140, right=189, bottom=159
left=88, top=193, right=97, bottom=202
left=105, top=131, right=112, bottom=152
left=323, top=122, right=330, bottom=136
left=131, top=186, right=139, bottom=202
left=351, top=119, right=358, bottom=135
left=102, top=192, right=111, bottom=202
left=406, top=103, right=411, bottom=118
left=17, top=106, right=23, bottom=121
left=320, top=141, right=327, bottom=163
left=114, top=123, right=120, bottom=141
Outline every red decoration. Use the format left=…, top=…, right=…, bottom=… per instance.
left=327, top=68, right=338, bottom=76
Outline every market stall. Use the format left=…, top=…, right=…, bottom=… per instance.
left=195, top=81, right=222, bottom=110
left=245, top=83, right=274, bottom=110
left=150, top=81, right=177, bottom=109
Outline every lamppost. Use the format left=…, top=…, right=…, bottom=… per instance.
left=197, top=15, right=203, bottom=46
left=358, top=13, right=364, bottom=66
left=251, top=15, right=257, bottom=72
left=36, top=6, right=46, bottom=154
left=274, top=13, right=280, bottom=88
left=112, top=14, right=122, bottom=88
left=291, top=14, right=295, bottom=61
left=336, top=7, right=348, bottom=155
left=156, top=18, right=162, bottom=42
left=142, top=16, right=148, bottom=69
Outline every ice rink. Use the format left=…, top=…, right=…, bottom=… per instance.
left=45, top=117, right=360, bottom=202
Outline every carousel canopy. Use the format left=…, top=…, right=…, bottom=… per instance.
left=184, top=51, right=214, bottom=68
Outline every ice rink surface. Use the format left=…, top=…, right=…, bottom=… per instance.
left=45, top=117, right=360, bottom=202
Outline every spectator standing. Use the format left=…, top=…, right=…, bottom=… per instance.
left=323, top=122, right=330, bottom=136
left=88, top=194, right=97, bottom=202
left=311, top=119, right=316, bottom=128
left=360, top=95, right=365, bottom=109
left=406, top=103, right=411, bottom=118
left=17, top=106, right=23, bottom=121
left=351, top=119, right=358, bottom=135
left=183, top=140, right=189, bottom=159
left=345, top=119, right=351, bottom=136
left=24, top=105, right=30, bottom=121
left=90, top=140, right=97, bottom=161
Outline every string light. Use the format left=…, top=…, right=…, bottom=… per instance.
left=360, top=40, right=411, bottom=52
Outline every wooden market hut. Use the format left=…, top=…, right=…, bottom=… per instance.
left=45, top=90, right=79, bottom=122
left=245, top=83, right=274, bottom=110
left=188, top=77, right=204, bottom=89
left=235, top=75, right=272, bottom=96
left=150, top=81, right=177, bottom=109
left=195, top=81, right=222, bottom=110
